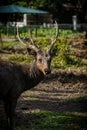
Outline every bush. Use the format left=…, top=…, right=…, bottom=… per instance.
left=8, top=54, right=33, bottom=63
left=29, top=36, right=72, bottom=67
left=51, top=36, right=71, bottom=67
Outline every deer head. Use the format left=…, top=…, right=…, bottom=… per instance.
left=17, top=21, right=59, bottom=75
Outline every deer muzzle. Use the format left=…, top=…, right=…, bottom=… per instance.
left=44, top=68, right=51, bottom=75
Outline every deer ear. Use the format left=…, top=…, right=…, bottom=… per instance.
left=50, top=47, right=58, bottom=57
left=27, top=48, right=37, bottom=56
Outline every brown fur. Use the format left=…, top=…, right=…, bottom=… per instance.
left=0, top=60, right=45, bottom=130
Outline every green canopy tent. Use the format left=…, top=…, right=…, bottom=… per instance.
left=0, top=4, right=48, bottom=14
left=0, top=4, right=48, bottom=37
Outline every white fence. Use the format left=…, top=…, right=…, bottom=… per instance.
left=59, top=23, right=87, bottom=30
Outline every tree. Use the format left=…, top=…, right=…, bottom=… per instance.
left=0, top=0, right=87, bottom=23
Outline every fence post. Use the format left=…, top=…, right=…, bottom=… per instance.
left=0, top=30, right=3, bottom=46
left=72, top=15, right=77, bottom=31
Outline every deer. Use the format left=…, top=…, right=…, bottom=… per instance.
left=0, top=21, right=59, bottom=130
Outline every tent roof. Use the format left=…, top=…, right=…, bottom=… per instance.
left=0, top=4, right=48, bottom=14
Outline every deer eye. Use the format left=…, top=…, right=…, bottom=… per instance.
left=38, top=58, right=42, bottom=62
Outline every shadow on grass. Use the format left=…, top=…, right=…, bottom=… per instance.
left=14, top=95, right=87, bottom=130
left=15, top=70, right=87, bottom=129
left=17, top=95, right=87, bottom=113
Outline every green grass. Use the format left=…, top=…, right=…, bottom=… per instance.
left=15, top=111, right=87, bottom=130
left=8, top=54, right=33, bottom=63
left=0, top=42, right=16, bottom=48
left=0, top=26, right=81, bottom=37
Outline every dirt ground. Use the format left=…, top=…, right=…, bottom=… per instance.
left=15, top=68, right=87, bottom=124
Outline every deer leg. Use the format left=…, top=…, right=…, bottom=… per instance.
left=4, top=101, right=10, bottom=130
left=4, top=100, right=17, bottom=130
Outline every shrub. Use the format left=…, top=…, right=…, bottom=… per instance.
left=51, top=36, right=71, bottom=67
left=8, top=54, right=33, bottom=63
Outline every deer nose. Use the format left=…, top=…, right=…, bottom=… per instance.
left=44, top=69, right=51, bottom=75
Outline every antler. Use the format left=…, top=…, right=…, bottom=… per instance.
left=17, top=26, right=39, bottom=52
left=47, top=21, right=59, bottom=53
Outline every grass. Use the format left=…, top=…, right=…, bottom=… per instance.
left=8, top=54, right=33, bottom=63
left=0, top=25, right=81, bottom=37
left=15, top=111, right=87, bottom=130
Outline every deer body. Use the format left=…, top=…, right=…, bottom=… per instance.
left=0, top=57, right=48, bottom=130
left=0, top=21, right=59, bottom=130
left=0, top=61, right=44, bottom=99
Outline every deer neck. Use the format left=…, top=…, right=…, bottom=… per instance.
left=22, top=61, right=44, bottom=91
left=29, top=61, right=44, bottom=79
